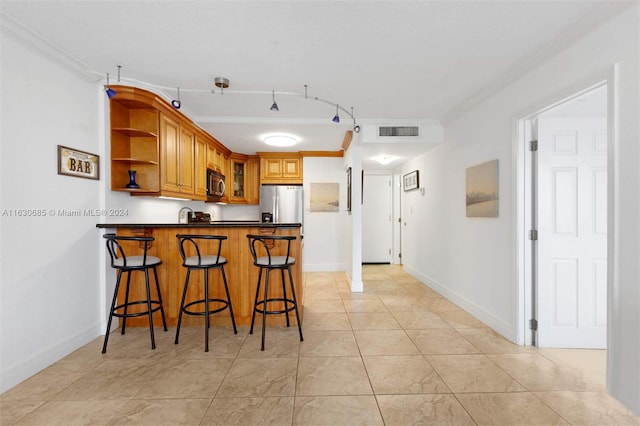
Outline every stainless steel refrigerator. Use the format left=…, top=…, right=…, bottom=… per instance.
left=260, top=184, right=304, bottom=227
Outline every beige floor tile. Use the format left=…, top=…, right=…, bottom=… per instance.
left=13, top=400, right=126, bottom=425
left=362, top=355, right=450, bottom=394
left=107, top=398, right=211, bottom=425
left=296, top=357, right=373, bottom=396
left=302, top=312, right=351, bottom=330
left=538, top=348, right=606, bottom=387
left=422, top=297, right=463, bottom=313
left=342, top=298, right=388, bottom=313
left=457, top=327, right=531, bottom=354
left=293, top=395, right=383, bottom=425
left=378, top=297, right=432, bottom=313
left=202, top=397, right=294, bottom=425
left=216, top=358, right=297, bottom=397
left=489, top=353, right=604, bottom=391
left=536, top=391, right=640, bottom=425
left=437, top=309, right=489, bottom=328
left=406, top=328, right=480, bottom=355
left=304, top=286, right=342, bottom=300
left=0, top=400, right=45, bottom=425
left=347, top=312, right=401, bottom=330
left=427, top=354, right=525, bottom=393
left=391, top=311, right=452, bottom=329
left=133, top=358, right=232, bottom=399
left=173, top=325, right=247, bottom=359
left=299, top=330, right=360, bottom=356
left=376, top=394, right=475, bottom=425
left=457, top=392, right=568, bottom=425
left=237, top=326, right=301, bottom=358
left=354, top=330, right=420, bottom=356
left=302, top=298, right=345, bottom=313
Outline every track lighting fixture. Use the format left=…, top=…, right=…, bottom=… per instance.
left=171, top=87, right=181, bottom=109
left=214, top=77, right=229, bottom=94
left=104, top=73, right=117, bottom=99
left=332, top=104, right=340, bottom=123
left=99, top=68, right=358, bottom=124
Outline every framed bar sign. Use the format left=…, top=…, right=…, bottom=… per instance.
left=58, top=145, right=99, bottom=180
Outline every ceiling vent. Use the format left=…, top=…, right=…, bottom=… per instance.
left=378, top=126, right=420, bottom=137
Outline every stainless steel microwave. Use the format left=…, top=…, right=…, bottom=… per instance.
left=207, top=169, right=225, bottom=197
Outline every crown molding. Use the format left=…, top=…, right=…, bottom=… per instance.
left=1, top=12, right=96, bottom=81
left=442, top=1, right=635, bottom=125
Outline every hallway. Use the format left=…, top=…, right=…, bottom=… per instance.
left=1, top=265, right=638, bottom=425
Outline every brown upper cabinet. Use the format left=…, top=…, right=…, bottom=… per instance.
left=258, top=152, right=303, bottom=184
left=109, top=86, right=230, bottom=201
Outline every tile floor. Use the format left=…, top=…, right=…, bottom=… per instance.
left=2, top=265, right=639, bottom=425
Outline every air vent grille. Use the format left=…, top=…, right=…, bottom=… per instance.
left=378, top=126, right=420, bottom=137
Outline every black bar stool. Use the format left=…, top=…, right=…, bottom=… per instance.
left=175, top=234, right=237, bottom=352
left=247, top=234, right=303, bottom=351
left=102, top=233, right=167, bottom=353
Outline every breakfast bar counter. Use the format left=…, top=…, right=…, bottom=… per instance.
left=96, top=222, right=303, bottom=327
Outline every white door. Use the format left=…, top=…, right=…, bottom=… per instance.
left=537, top=113, right=607, bottom=348
left=362, top=173, right=392, bottom=263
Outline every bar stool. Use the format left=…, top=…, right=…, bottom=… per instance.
left=175, top=234, right=237, bottom=352
left=102, top=233, right=167, bottom=353
left=247, top=234, right=303, bottom=351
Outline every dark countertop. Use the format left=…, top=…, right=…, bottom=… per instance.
left=96, top=221, right=301, bottom=229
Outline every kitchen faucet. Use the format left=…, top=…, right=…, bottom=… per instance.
left=178, top=206, right=193, bottom=224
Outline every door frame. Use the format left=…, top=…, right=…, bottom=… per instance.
left=515, top=70, right=616, bottom=347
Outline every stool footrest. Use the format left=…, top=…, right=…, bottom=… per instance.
left=181, top=299, right=232, bottom=317
left=254, top=297, right=299, bottom=316
left=112, top=300, right=164, bottom=318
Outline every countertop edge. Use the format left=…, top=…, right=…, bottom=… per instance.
left=96, top=223, right=302, bottom=229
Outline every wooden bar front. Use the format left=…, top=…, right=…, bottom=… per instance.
left=99, top=224, right=303, bottom=327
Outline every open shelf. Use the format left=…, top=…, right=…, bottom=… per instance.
left=112, top=127, right=158, bottom=138
left=112, top=158, right=159, bottom=165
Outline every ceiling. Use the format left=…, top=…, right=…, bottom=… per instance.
left=1, top=1, right=626, bottom=170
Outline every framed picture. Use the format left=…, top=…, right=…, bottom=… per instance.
left=403, top=170, right=419, bottom=191
left=465, top=159, right=499, bottom=217
left=310, top=183, right=339, bottom=212
left=346, top=167, right=352, bottom=212
left=57, top=145, right=99, bottom=180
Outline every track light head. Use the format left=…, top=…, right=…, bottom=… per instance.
left=104, top=72, right=116, bottom=98
left=353, top=124, right=361, bottom=133
left=171, top=87, right=181, bottom=109
left=332, top=104, right=340, bottom=123
left=270, top=90, right=279, bottom=111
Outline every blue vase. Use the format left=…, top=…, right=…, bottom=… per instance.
left=125, top=170, right=140, bottom=189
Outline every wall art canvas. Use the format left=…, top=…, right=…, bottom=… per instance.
left=466, top=159, right=499, bottom=217
left=310, top=182, right=340, bottom=212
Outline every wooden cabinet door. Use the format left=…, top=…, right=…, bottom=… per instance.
left=282, top=157, right=301, bottom=179
left=179, top=126, right=195, bottom=194
left=229, top=154, right=247, bottom=203
left=194, top=136, right=207, bottom=199
left=160, top=114, right=180, bottom=192
left=262, top=157, right=283, bottom=179
left=246, top=156, right=260, bottom=204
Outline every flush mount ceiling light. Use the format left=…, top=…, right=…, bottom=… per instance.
left=263, top=134, right=298, bottom=147
left=376, top=155, right=394, bottom=165
left=270, top=90, right=279, bottom=111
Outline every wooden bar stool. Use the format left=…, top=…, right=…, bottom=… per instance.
left=102, top=233, right=167, bottom=353
left=246, top=234, right=303, bottom=351
left=175, top=234, right=237, bottom=352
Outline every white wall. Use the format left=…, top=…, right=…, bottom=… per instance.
left=0, top=34, right=104, bottom=392
left=302, top=157, right=348, bottom=272
left=400, top=4, right=639, bottom=413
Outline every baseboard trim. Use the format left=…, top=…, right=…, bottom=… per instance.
left=403, top=265, right=516, bottom=342
left=0, top=324, right=101, bottom=393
